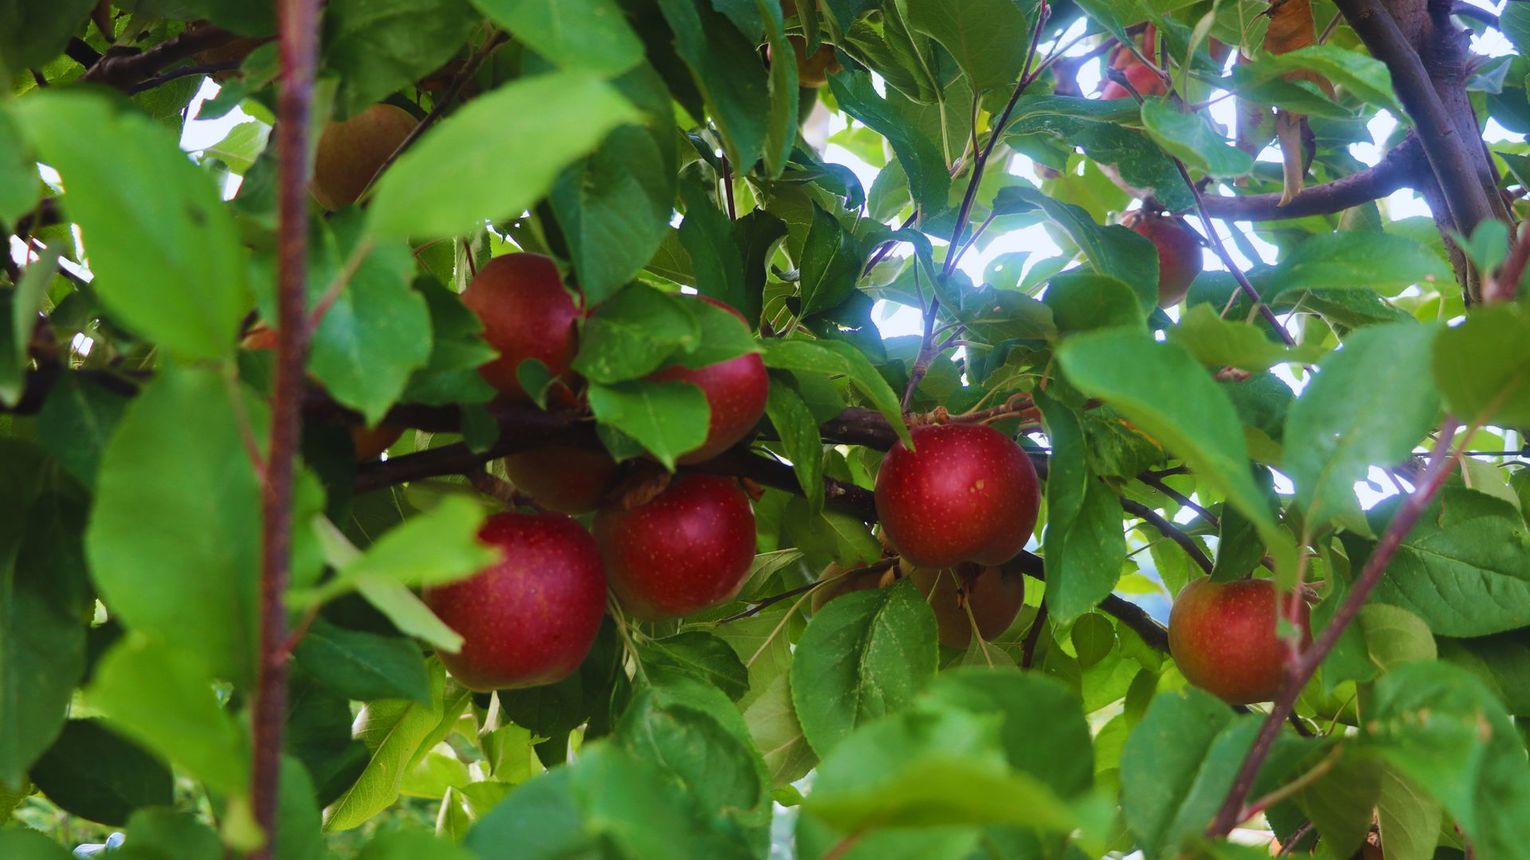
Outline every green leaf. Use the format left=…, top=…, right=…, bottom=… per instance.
left=355, top=577, right=465, bottom=654
left=359, top=828, right=477, bottom=860
left=999, top=187, right=1160, bottom=312
left=1001, top=97, right=1193, bottom=211
left=0, top=246, right=55, bottom=407
left=798, top=202, right=865, bottom=317
left=1440, top=628, right=1530, bottom=715
left=402, top=280, right=498, bottom=406
left=0, top=106, right=37, bottom=226
left=121, top=808, right=223, bottom=860
left=85, top=368, right=264, bottom=684
left=0, top=441, right=88, bottom=788
left=1167, top=304, right=1317, bottom=372
left=317, top=495, right=492, bottom=599
left=743, top=673, right=817, bottom=787
left=299, top=223, right=430, bottom=425
left=1355, top=488, right=1530, bottom=637
left=368, top=71, right=638, bottom=240
left=499, top=619, right=630, bottom=740
left=676, top=180, right=750, bottom=319
left=760, top=339, right=911, bottom=446
left=0, top=0, right=96, bottom=81
left=904, top=0, right=1037, bottom=92
left=1262, top=232, right=1453, bottom=300
left=573, top=283, right=700, bottom=383
left=1245, top=45, right=1403, bottom=115
left=0, top=828, right=72, bottom=860
left=1056, top=329, right=1296, bottom=576
left=1376, top=765, right=1443, bottom=860
left=85, top=636, right=251, bottom=797
left=294, top=620, right=432, bottom=704
left=766, top=381, right=826, bottom=513
left=587, top=379, right=710, bottom=470
left=1042, top=271, right=1146, bottom=334
left=791, top=580, right=938, bottom=756
left=1139, top=98, right=1254, bottom=178
left=806, top=704, right=1075, bottom=833
left=828, top=70, right=951, bottom=217
left=1038, top=395, right=1127, bottom=625
left=36, top=374, right=130, bottom=489
left=921, top=669, right=1095, bottom=798
left=16, top=91, right=251, bottom=359
left=29, top=719, right=172, bottom=826
left=471, top=0, right=644, bottom=74
left=1293, top=752, right=1381, bottom=860
left=322, top=0, right=481, bottom=115
left=1283, top=322, right=1440, bottom=528
left=654, top=0, right=770, bottom=169
left=1121, top=689, right=1256, bottom=858
left=640, top=631, right=751, bottom=701
left=550, top=63, right=679, bottom=305
left=1433, top=304, right=1530, bottom=427
left=324, top=663, right=472, bottom=831
left=1358, top=603, right=1437, bottom=673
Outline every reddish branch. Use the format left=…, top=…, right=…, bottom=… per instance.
left=251, top=0, right=320, bottom=856
left=1205, top=417, right=1464, bottom=836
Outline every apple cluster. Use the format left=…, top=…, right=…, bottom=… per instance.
left=416, top=252, right=769, bottom=691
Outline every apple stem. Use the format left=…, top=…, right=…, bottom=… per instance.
left=1206, top=416, right=1465, bottom=837
left=249, top=0, right=322, bottom=856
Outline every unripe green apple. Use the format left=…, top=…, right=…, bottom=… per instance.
left=310, top=103, right=417, bottom=210
left=1168, top=576, right=1311, bottom=705
left=910, top=563, right=1025, bottom=649
left=423, top=512, right=607, bottom=691
left=461, top=253, right=583, bottom=403
left=874, top=423, right=1040, bottom=568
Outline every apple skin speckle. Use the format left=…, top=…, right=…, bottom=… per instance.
left=1168, top=576, right=1312, bottom=705
left=874, top=423, right=1040, bottom=568
left=595, top=474, right=757, bottom=620
left=423, top=512, right=607, bottom=692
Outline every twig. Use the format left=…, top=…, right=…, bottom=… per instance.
left=1237, top=744, right=1345, bottom=825
left=83, top=25, right=238, bottom=91
left=718, top=557, right=899, bottom=623
left=251, top=0, right=321, bottom=856
left=1196, top=135, right=1422, bottom=221
left=129, top=61, right=243, bottom=94
left=1206, top=416, right=1465, bottom=837
left=1488, top=221, right=1530, bottom=302
left=1120, top=498, right=1215, bottom=575
left=1019, top=602, right=1049, bottom=668
left=720, top=155, right=737, bottom=220
left=1136, top=473, right=1219, bottom=527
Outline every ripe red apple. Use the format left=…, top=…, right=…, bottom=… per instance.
left=911, top=563, right=1026, bottom=649
left=874, top=423, right=1040, bottom=568
left=647, top=296, right=768, bottom=464
left=1124, top=210, right=1204, bottom=306
left=1100, top=61, right=1168, bottom=100
left=1168, top=576, right=1312, bottom=705
left=422, top=512, right=607, bottom=691
left=461, top=253, right=583, bottom=402
left=311, top=103, right=418, bottom=210
left=595, top=474, right=756, bottom=620
left=503, top=446, right=620, bottom=514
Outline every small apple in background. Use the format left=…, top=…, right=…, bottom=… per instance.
left=241, top=325, right=403, bottom=461
left=310, top=103, right=418, bottom=210
left=788, top=36, right=841, bottom=88
left=647, top=296, right=768, bottom=464
left=874, top=423, right=1040, bottom=569
left=503, top=446, right=620, bottom=514
left=1100, top=61, right=1167, bottom=100
left=809, top=562, right=892, bottom=614
left=461, top=253, right=583, bottom=402
left=1123, top=210, right=1204, bottom=307
left=423, top=512, right=607, bottom=691
left=1167, top=576, right=1312, bottom=705
left=911, top=563, right=1025, bottom=649
left=595, top=474, right=756, bottom=620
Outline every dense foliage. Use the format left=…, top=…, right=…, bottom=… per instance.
left=3, top=0, right=1530, bottom=857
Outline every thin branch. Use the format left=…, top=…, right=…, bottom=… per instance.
left=83, top=24, right=238, bottom=91
left=1206, top=416, right=1465, bottom=837
left=1487, top=221, right=1530, bottom=302
left=1195, top=135, right=1422, bottom=221
left=1019, top=602, right=1049, bottom=668
left=251, top=0, right=321, bottom=856
left=718, top=557, right=899, bottom=623
left=1120, top=498, right=1215, bottom=575
left=1136, top=473, right=1219, bottom=527
left=129, top=61, right=242, bottom=94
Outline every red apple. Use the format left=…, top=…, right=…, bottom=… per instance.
left=911, top=563, right=1026, bottom=649
left=1100, top=61, right=1167, bottom=100
left=461, top=253, right=583, bottom=402
left=422, top=512, right=607, bottom=691
left=595, top=474, right=756, bottom=620
left=1124, top=210, right=1204, bottom=306
left=874, top=423, right=1040, bottom=568
left=503, top=446, right=620, bottom=514
left=1168, top=576, right=1312, bottom=705
left=311, top=103, right=418, bottom=210
left=647, top=296, right=768, bottom=464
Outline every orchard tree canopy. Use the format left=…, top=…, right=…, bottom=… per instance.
left=5, top=0, right=1530, bottom=857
